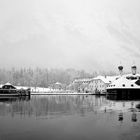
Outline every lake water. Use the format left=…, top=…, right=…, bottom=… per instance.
left=0, top=95, right=140, bottom=140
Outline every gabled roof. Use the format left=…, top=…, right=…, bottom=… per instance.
left=4, top=82, right=13, bottom=86
left=2, top=82, right=16, bottom=89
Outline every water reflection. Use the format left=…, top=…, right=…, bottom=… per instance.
left=132, top=111, right=137, bottom=122
left=118, top=112, right=123, bottom=122
left=107, top=93, right=140, bottom=101
left=0, top=95, right=109, bottom=118
left=107, top=94, right=140, bottom=124
left=0, top=95, right=140, bottom=140
left=0, top=96, right=30, bottom=102
left=0, top=95, right=140, bottom=119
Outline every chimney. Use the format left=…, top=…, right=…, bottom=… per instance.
left=131, top=65, right=137, bottom=75
left=118, top=65, right=123, bottom=76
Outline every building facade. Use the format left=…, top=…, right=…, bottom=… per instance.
left=72, top=76, right=118, bottom=94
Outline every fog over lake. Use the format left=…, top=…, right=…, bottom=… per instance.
left=0, top=0, right=140, bottom=72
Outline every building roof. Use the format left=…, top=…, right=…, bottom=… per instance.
left=73, top=78, right=92, bottom=83
left=93, top=75, right=119, bottom=84
left=107, top=73, right=140, bottom=89
left=2, top=82, right=16, bottom=89
left=55, top=82, right=62, bottom=85
left=4, top=82, right=13, bottom=86
left=123, top=73, right=140, bottom=77
left=73, top=75, right=120, bottom=84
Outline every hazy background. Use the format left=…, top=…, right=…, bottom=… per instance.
left=0, top=0, right=140, bottom=73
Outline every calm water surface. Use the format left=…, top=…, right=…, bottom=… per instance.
left=0, top=95, right=140, bottom=140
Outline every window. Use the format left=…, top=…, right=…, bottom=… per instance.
left=122, top=84, right=125, bottom=87
left=126, top=76, right=137, bottom=80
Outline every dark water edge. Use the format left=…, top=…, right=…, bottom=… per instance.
left=0, top=95, right=140, bottom=140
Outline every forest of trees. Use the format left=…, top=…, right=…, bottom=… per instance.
left=0, top=68, right=117, bottom=87
left=0, top=68, right=93, bottom=87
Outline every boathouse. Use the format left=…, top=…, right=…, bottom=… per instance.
left=2, top=82, right=16, bottom=89
left=0, top=82, right=31, bottom=96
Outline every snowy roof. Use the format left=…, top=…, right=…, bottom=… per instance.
left=73, top=76, right=119, bottom=84
left=93, top=75, right=119, bottom=84
left=74, top=78, right=92, bottom=83
left=15, top=86, right=29, bottom=90
left=123, top=73, right=140, bottom=77
left=109, top=76, right=135, bottom=88
left=108, top=73, right=140, bottom=88
left=106, top=76, right=120, bottom=82
left=4, top=82, right=13, bottom=86
left=2, top=82, right=16, bottom=89
left=55, top=82, right=62, bottom=85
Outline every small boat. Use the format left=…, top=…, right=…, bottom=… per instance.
left=0, top=82, right=31, bottom=97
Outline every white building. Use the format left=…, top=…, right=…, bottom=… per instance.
left=72, top=78, right=91, bottom=93
left=88, top=76, right=119, bottom=94
left=72, top=76, right=119, bottom=94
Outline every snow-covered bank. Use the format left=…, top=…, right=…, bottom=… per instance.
left=14, top=86, right=99, bottom=95
left=31, top=92, right=94, bottom=95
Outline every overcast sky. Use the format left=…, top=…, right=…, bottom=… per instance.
left=0, top=0, right=140, bottom=73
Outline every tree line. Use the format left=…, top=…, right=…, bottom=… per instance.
left=0, top=68, right=117, bottom=87
left=0, top=68, right=98, bottom=87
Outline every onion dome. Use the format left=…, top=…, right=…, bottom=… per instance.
left=131, top=65, right=137, bottom=69
left=131, top=65, right=137, bottom=75
left=118, top=65, right=123, bottom=71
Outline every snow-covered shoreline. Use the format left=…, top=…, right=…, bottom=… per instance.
left=31, top=92, right=94, bottom=95
left=12, top=86, right=103, bottom=95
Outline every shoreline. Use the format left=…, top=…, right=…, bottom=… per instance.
left=31, top=92, right=106, bottom=95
